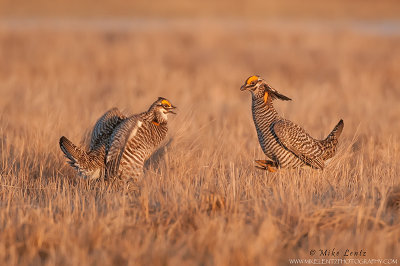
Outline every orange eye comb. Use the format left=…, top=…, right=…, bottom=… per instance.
left=161, top=99, right=171, bottom=107
left=246, top=75, right=259, bottom=85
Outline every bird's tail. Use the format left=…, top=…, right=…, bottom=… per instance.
left=59, top=136, right=94, bottom=177
left=321, top=119, right=344, bottom=160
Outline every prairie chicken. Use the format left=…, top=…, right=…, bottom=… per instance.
left=241, top=75, right=344, bottom=172
left=59, top=97, right=177, bottom=180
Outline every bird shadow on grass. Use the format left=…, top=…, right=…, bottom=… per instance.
left=144, top=137, right=173, bottom=174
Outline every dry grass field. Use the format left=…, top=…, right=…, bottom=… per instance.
left=0, top=17, right=400, bottom=265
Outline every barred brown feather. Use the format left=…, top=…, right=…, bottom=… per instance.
left=59, top=97, right=175, bottom=180
left=105, top=117, right=168, bottom=180
left=90, top=108, right=126, bottom=151
left=59, top=136, right=104, bottom=179
left=242, top=75, right=344, bottom=170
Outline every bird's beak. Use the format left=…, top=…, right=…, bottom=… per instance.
left=240, top=84, right=249, bottom=91
left=167, top=105, right=177, bottom=114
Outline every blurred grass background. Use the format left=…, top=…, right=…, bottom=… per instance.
left=0, top=0, right=400, bottom=19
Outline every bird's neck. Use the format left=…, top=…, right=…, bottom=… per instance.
left=151, top=120, right=167, bottom=126
left=141, top=111, right=168, bottom=126
left=252, top=96, right=279, bottom=121
left=139, top=111, right=153, bottom=121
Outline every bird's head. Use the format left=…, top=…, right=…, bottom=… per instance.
left=149, top=97, right=177, bottom=124
left=240, top=75, right=292, bottom=103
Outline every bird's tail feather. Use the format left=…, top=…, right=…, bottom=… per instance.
left=325, top=119, right=344, bottom=143
left=321, top=119, right=344, bottom=160
left=59, top=136, right=91, bottom=171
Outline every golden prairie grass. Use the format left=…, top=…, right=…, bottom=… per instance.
left=0, top=20, right=400, bottom=265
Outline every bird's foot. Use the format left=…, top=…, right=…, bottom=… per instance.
left=255, top=160, right=278, bottom=172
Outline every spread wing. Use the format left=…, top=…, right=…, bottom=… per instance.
left=273, top=120, right=324, bottom=169
left=89, top=108, right=127, bottom=151
left=105, top=116, right=143, bottom=179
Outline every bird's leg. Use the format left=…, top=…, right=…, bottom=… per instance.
left=255, top=160, right=278, bottom=172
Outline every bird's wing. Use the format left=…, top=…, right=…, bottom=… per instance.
left=272, top=120, right=324, bottom=169
left=89, top=108, right=127, bottom=150
left=105, top=116, right=143, bottom=179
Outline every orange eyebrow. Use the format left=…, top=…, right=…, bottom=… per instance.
left=246, top=75, right=259, bottom=85
left=161, top=100, right=171, bottom=107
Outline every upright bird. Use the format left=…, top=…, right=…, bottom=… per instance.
left=240, top=75, right=343, bottom=172
left=59, top=97, right=177, bottom=180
